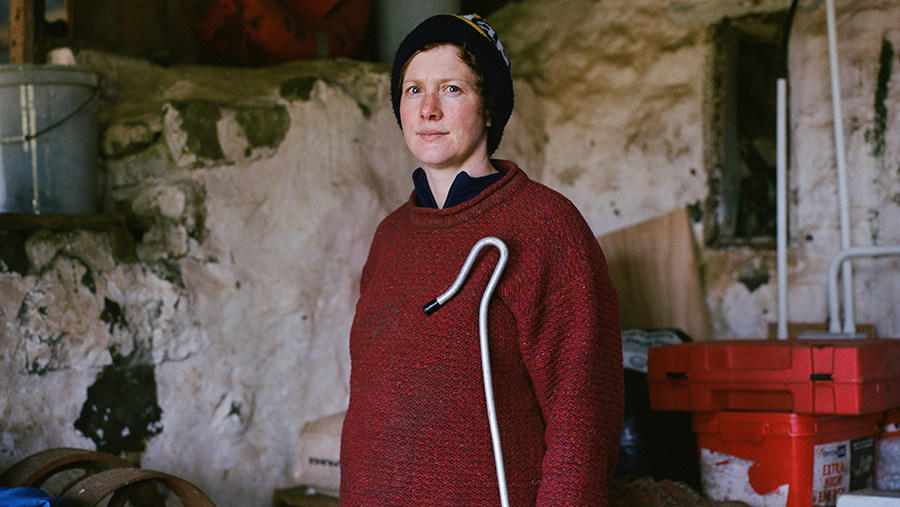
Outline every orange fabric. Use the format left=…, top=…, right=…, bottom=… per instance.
left=198, top=0, right=370, bottom=63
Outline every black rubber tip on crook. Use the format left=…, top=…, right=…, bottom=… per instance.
left=423, top=299, right=442, bottom=315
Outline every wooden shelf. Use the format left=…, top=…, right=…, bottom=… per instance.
left=0, top=213, right=136, bottom=261
left=0, top=212, right=118, bottom=230
left=273, top=486, right=339, bottom=507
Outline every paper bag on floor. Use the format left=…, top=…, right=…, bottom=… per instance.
left=293, top=411, right=345, bottom=497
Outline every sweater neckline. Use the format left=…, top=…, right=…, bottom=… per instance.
left=400, top=160, right=527, bottom=228
left=412, top=167, right=507, bottom=209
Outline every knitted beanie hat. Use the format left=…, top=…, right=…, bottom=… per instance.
left=390, top=13, right=514, bottom=155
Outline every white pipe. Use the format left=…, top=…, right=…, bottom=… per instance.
left=423, top=236, right=510, bottom=507
left=824, top=0, right=856, bottom=334
left=776, top=78, right=789, bottom=340
left=827, top=246, right=900, bottom=335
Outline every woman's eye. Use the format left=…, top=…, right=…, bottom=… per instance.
left=446, top=85, right=461, bottom=92
left=407, top=85, right=421, bottom=94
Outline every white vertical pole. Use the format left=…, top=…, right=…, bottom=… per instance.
left=776, top=77, right=789, bottom=340
left=824, top=0, right=855, bottom=334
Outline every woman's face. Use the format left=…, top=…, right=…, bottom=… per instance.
left=400, top=44, right=491, bottom=172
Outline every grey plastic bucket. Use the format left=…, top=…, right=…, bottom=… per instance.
left=0, top=64, right=101, bottom=214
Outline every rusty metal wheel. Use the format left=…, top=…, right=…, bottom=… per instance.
left=62, top=468, right=215, bottom=507
left=0, top=447, right=135, bottom=494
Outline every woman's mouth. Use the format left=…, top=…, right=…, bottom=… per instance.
left=418, top=130, right=447, bottom=141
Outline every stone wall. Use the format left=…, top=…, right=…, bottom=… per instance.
left=1, top=0, right=899, bottom=505
left=491, top=0, right=900, bottom=338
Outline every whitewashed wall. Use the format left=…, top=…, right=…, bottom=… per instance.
left=1, top=0, right=898, bottom=505
left=492, top=0, right=900, bottom=338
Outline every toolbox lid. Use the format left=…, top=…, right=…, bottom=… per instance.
left=647, top=339, right=900, bottom=384
left=646, top=339, right=900, bottom=414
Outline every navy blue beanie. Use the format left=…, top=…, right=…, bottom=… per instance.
left=390, top=14, right=514, bottom=155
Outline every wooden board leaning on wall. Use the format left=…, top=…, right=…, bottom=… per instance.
left=597, top=207, right=711, bottom=342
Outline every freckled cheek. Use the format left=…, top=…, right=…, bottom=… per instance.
left=399, top=103, right=416, bottom=130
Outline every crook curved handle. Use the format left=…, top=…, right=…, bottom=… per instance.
left=422, top=236, right=508, bottom=314
left=422, top=236, right=511, bottom=507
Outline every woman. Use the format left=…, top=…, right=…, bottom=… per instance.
left=340, top=13, right=624, bottom=506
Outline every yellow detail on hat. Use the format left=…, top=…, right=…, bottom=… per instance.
left=451, top=14, right=491, bottom=41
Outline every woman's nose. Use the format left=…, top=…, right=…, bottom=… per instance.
left=420, top=92, right=442, bottom=120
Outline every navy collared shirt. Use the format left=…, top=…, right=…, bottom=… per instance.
left=413, top=167, right=507, bottom=209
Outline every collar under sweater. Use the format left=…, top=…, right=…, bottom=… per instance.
left=413, top=167, right=508, bottom=209
left=401, top=160, right=526, bottom=228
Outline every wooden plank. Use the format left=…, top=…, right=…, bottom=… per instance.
left=165, top=0, right=202, bottom=60
left=121, top=0, right=166, bottom=51
left=273, top=486, right=339, bottom=507
left=9, top=0, right=43, bottom=63
left=65, top=0, right=75, bottom=38
left=597, top=208, right=711, bottom=341
left=70, top=0, right=122, bottom=48
left=67, top=0, right=202, bottom=61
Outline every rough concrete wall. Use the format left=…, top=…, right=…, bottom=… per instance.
left=492, top=0, right=709, bottom=233
left=1, top=0, right=899, bottom=505
left=492, top=0, right=900, bottom=338
left=701, top=0, right=900, bottom=338
left=785, top=0, right=900, bottom=336
left=0, top=51, right=544, bottom=505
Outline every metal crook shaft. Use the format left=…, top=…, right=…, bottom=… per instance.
left=422, top=236, right=510, bottom=507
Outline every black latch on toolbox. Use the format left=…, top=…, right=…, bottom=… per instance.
left=810, top=373, right=833, bottom=381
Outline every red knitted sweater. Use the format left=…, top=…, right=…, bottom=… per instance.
left=340, top=161, right=624, bottom=506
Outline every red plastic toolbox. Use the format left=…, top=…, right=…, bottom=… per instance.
left=693, top=411, right=879, bottom=507
left=647, top=339, right=900, bottom=415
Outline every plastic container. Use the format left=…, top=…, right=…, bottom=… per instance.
left=836, top=489, right=900, bottom=506
left=0, top=64, right=101, bottom=214
left=694, top=411, right=879, bottom=507
left=647, top=339, right=900, bottom=415
left=877, top=409, right=900, bottom=490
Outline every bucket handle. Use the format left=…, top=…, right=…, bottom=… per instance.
left=0, top=79, right=102, bottom=144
